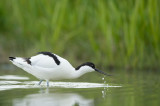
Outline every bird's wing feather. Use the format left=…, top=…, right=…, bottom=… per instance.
left=30, top=54, right=59, bottom=68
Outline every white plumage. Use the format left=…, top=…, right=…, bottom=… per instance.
left=9, top=52, right=109, bottom=87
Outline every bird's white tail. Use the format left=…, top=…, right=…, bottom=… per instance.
left=9, top=57, right=31, bottom=70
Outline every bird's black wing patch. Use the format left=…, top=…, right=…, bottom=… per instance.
left=37, top=52, right=60, bottom=65
left=25, top=58, right=31, bottom=65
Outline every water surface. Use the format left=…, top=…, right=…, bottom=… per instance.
left=0, top=66, right=159, bottom=106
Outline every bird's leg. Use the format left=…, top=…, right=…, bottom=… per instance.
left=46, top=80, right=49, bottom=87
left=38, top=79, right=43, bottom=85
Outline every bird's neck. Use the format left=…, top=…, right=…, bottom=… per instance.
left=72, top=66, right=91, bottom=78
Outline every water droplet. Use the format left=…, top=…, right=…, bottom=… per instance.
left=102, top=89, right=106, bottom=98
left=102, top=77, right=105, bottom=80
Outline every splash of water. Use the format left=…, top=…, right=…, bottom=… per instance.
left=102, top=76, right=106, bottom=84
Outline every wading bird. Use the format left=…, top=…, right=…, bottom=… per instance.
left=9, top=52, right=111, bottom=87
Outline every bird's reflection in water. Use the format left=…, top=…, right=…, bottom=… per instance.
left=13, top=88, right=94, bottom=106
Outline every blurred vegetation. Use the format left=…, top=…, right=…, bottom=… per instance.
left=0, top=0, right=160, bottom=70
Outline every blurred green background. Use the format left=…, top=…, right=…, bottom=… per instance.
left=0, top=1, right=160, bottom=106
left=0, top=0, right=160, bottom=70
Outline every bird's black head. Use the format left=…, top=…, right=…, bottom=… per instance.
left=84, top=62, right=95, bottom=69
left=75, top=62, right=95, bottom=70
left=75, top=62, right=111, bottom=76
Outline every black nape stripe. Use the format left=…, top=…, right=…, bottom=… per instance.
left=75, top=62, right=95, bottom=70
left=38, top=52, right=60, bottom=65
left=25, top=58, right=31, bottom=65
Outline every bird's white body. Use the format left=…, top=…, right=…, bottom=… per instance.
left=9, top=52, right=108, bottom=86
left=10, top=53, right=94, bottom=81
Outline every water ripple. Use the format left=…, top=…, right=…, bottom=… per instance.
left=0, top=81, right=121, bottom=91
left=0, top=75, right=29, bottom=80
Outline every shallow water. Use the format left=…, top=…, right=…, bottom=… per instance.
left=0, top=66, right=160, bottom=106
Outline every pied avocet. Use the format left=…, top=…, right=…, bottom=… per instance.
left=9, top=52, right=110, bottom=87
